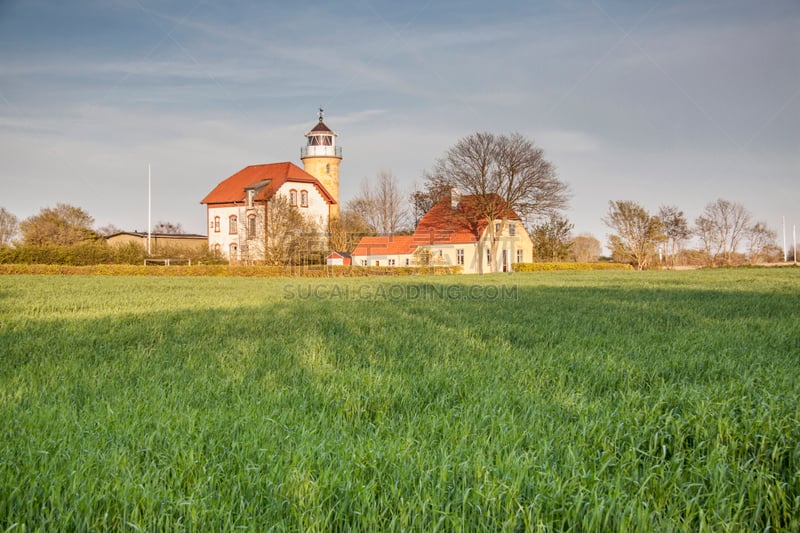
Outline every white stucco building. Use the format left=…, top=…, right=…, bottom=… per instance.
left=352, top=191, right=534, bottom=274
left=200, top=113, right=341, bottom=263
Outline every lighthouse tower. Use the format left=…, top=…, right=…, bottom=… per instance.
left=301, top=109, right=342, bottom=218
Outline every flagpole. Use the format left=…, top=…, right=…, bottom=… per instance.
left=783, top=216, right=787, bottom=262
left=148, top=163, right=152, bottom=256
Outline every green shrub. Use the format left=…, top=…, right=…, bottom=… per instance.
left=514, top=262, right=633, bottom=272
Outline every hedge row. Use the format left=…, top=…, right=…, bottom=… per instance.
left=0, top=242, right=146, bottom=266
left=0, top=264, right=463, bottom=278
left=513, top=262, right=633, bottom=272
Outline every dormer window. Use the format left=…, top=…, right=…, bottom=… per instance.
left=246, top=189, right=255, bottom=207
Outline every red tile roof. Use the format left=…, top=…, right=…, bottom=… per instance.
left=352, top=235, right=417, bottom=256
left=352, top=194, right=524, bottom=256
left=200, top=162, right=336, bottom=205
left=413, top=194, right=522, bottom=244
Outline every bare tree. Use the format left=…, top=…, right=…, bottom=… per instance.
left=604, top=200, right=665, bottom=270
left=0, top=207, right=18, bottom=247
left=20, top=203, right=98, bottom=246
left=426, top=132, right=569, bottom=273
left=265, top=194, right=319, bottom=266
left=570, top=233, right=602, bottom=262
left=97, top=223, right=122, bottom=236
left=152, top=221, right=185, bottom=234
left=409, top=181, right=451, bottom=226
left=328, top=207, right=374, bottom=252
left=747, top=221, right=778, bottom=264
left=657, top=205, right=690, bottom=267
left=347, top=172, right=407, bottom=235
left=375, top=171, right=407, bottom=234
left=695, top=199, right=751, bottom=265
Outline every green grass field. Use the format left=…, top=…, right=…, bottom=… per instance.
left=1, top=269, right=798, bottom=531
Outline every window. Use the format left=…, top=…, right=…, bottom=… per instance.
left=246, top=189, right=255, bottom=207
left=361, top=260, right=368, bottom=266
left=517, top=249, right=524, bottom=263
left=213, top=216, right=220, bottom=233
left=229, top=215, right=237, bottom=234
left=509, top=223, right=516, bottom=236
left=375, top=261, right=380, bottom=266
left=487, top=249, right=492, bottom=264
left=229, top=243, right=238, bottom=258
left=456, top=249, right=464, bottom=265
left=289, top=189, right=298, bottom=206
left=405, top=258, right=410, bottom=266
left=248, top=215, right=256, bottom=238
left=300, top=190, right=308, bottom=207
left=495, top=223, right=501, bottom=233
left=388, top=259, right=396, bottom=266
left=213, top=243, right=221, bottom=255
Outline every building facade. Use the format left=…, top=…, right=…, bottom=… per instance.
left=352, top=192, right=534, bottom=274
left=200, top=113, right=341, bottom=262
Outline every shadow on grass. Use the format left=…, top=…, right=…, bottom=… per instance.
left=1, top=278, right=798, bottom=530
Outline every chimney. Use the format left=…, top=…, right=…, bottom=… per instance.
left=450, top=188, right=461, bottom=210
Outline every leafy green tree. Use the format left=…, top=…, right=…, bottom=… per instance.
left=19, top=203, right=99, bottom=246
left=604, top=200, right=665, bottom=270
left=657, top=205, right=690, bottom=266
left=530, top=213, right=573, bottom=261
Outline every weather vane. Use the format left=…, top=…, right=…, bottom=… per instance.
left=318, top=107, right=324, bottom=121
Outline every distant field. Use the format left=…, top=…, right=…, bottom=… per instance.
left=1, top=269, right=798, bottom=531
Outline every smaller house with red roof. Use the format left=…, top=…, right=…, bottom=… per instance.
left=352, top=190, right=534, bottom=274
left=325, top=251, right=352, bottom=266
left=201, top=161, right=335, bottom=262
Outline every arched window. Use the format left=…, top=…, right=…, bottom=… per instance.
left=229, top=215, right=238, bottom=234
left=300, top=190, right=308, bottom=207
left=213, top=216, right=220, bottom=233
left=289, top=189, right=298, bottom=206
left=214, top=243, right=221, bottom=255
left=229, top=243, right=238, bottom=258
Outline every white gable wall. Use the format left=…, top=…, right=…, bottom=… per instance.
left=207, top=205, right=267, bottom=261
left=276, top=181, right=329, bottom=229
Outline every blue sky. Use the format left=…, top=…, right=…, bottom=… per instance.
left=1, top=0, right=798, bottom=248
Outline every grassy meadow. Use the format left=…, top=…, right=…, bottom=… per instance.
left=0, top=268, right=798, bottom=531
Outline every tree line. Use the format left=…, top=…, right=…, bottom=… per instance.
left=604, top=199, right=785, bottom=269
left=1, top=131, right=792, bottom=268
